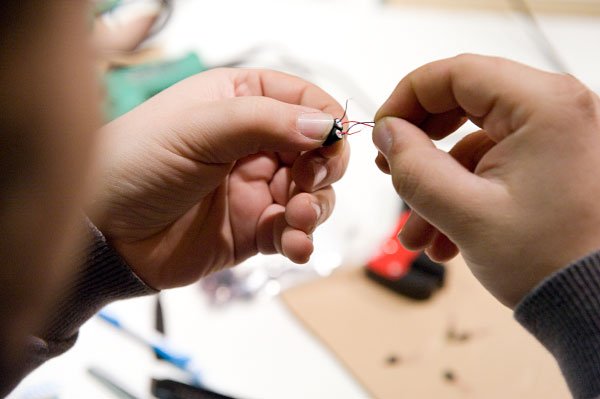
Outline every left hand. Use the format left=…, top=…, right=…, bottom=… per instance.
left=91, top=68, right=349, bottom=289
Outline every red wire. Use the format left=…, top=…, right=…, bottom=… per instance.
left=340, top=121, right=375, bottom=136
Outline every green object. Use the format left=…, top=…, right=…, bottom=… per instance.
left=103, top=52, right=205, bottom=121
left=94, top=0, right=122, bottom=16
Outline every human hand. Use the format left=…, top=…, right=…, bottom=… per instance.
left=92, top=68, right=349, bottom=289
left=373, top=54, right=600, bottom=308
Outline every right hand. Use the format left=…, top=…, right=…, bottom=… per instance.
left=373, top=54, right=600, bottom=308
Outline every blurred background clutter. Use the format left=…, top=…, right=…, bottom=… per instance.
left=10, top=0, right=600, bottom=398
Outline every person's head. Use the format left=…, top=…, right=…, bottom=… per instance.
left=0, top=1, right=99, bottom=375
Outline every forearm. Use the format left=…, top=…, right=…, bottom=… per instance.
left=515, top=250, right=600, bottom=399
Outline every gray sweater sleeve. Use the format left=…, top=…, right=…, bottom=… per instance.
left=1, top=221, right=157, bottom=397
left=514, top=251, right=600, bottom=399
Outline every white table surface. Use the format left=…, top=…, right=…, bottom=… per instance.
left=10, top=1, right=600, bottom=398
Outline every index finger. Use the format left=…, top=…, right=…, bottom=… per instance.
left=375, top=54, right=561, bottom=142
left=232, top=68, right=346, bottom=120
left=232, top=68, right=351, bottom=190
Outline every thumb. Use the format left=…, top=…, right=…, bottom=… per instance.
left=180, top=96, right=335, bottom=164
left=373, top=117, right=493, bottom=235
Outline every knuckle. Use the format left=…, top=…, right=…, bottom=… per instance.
left=453, top=53, right=478, bottom=64
left=391, top=155, right=423, bottom=203
left=555, top=75, right=600, bottom=124
left=573, top=88, right=600, bottom=121
left=393, top=173, right=419, bottom=204
left=558, top=73, right=586, bottom=91
left=319, top=187, right=335, bottom=220
left=240, top=96, right=268, bottom=125
left=558, top=75, right=596, bottom=108
left=452, top=53, right=486, bottom=73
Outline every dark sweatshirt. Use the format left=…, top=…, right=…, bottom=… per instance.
left=2, top=224, right=599, bottom=398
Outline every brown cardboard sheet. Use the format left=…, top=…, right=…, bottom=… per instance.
left=281, top=257, right=570, bottom=399
left=385, top=0, right=600, bottom=15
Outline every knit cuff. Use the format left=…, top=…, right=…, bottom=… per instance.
left=514, top=250, right=600, bottom=399
left=41, top=220, right=158, bottom=342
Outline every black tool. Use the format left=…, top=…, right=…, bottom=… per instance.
left=365, top=203, right=446, bottom=300
left=151, top=378, right=238, bottom=399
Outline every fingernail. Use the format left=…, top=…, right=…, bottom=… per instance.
left=313, top=162, right=328, bottom=188
left=311, top=202, right=321, bottom=222
left=373, top=119, right=393, bottom=157
left=297, top=112, right=334, bottom=140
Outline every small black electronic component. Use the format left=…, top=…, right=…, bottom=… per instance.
left=322, top=118, right=344, bottom=146
left=322, top=100, right=374, bottom=147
